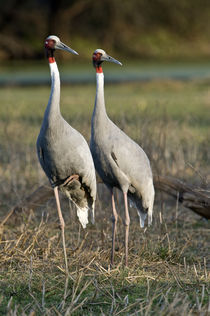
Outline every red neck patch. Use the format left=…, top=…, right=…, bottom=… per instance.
left=48, top=57, right=55, bottom=63
left=96, top=66, right=103, bottom=73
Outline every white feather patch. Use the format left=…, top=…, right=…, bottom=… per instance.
left=148, top=207, right=153, bottom=226
left=129, top=198, right=148, bottom=228
left=90, top=202, right=95, bottom=224
left=76, top=207, right=89, bottom=229
left=137, top=210, right=147, bottom=228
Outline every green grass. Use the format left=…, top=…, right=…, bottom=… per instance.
left=0, top=80, right=210, bottom=141
left=0, top=79, right=209, bottom=314
left=0, top=79, right=209, bottom=183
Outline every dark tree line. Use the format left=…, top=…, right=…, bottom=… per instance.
left=1, top=0, right=210, bottom=59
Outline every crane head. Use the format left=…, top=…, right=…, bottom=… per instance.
left=45, top=35, right=78, bottom=55
left=92, top=49, right=122, bottom=68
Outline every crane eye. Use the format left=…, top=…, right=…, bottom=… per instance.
left=93, top=52, right=102, bottom=61
left=92, top=53, right=98, bottom=61
left=45, top=39, right=56, bottom=49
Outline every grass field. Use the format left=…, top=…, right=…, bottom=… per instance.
left=0, top=79, right=209, bottom=315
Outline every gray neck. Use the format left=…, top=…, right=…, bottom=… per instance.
left=92, top=72, right=109, bottom=128
left=44, top=62, right=61, bottom=124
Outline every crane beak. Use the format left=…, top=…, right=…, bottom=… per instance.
left=102, top=54, right=122, bottom=66
left=55, top=41, right=79, bottom=55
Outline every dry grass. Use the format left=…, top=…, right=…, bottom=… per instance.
left=0, top=186, right=209, bottom=315
left=0, top=80, right=209, bottom=314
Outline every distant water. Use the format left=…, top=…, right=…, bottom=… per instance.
left=1, top=61, right=210, bottom=86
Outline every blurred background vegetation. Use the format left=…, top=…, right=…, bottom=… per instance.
left=1, top=0, right=210, bottom=61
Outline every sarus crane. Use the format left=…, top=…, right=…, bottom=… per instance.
left=36, top=36, right=97, bottom=272
left=90, top=49, right=154, bottom=266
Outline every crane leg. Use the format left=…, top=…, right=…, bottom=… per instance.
left=54, top=186, right=69, bottom=274
left=123, top=192, right=130, bottom=267
left=111, top=189, right=118, bottom=266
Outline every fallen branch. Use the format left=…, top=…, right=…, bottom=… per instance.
left=1, top=176, right=210, bottom=225
left=1, top=184, right=54, bottom=226
left=154, top=175, right=210, bottom=219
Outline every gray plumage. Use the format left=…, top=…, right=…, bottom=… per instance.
left=91, top=115, right=154, bottom=225
left=90, top=49, right=154, bottom=265
left=37, top=36, right=96, bottom=229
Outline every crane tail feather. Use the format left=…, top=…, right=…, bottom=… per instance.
left=129, top=197, right=153, bottom=228
left=137, top=210, right=147, bottom=228
left=76, top=207, right=89, bottom=229
left=90, top=202, right=95, bottom=225
left=148, top=206, right=153, bottom=226
left=76, top=201, right=95, bottom=228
